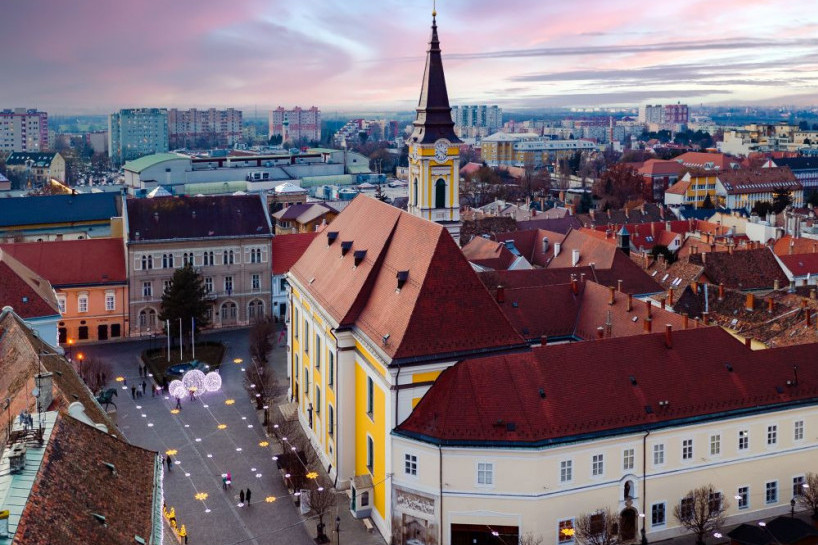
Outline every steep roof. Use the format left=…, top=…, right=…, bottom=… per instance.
left=778, top=253, right=818, bottom=277
left=126, top=194, right=271, bottom=241
left=0, top=249, right=59, bottom=319
left=272, top=232, right=319, bottom=275
left=6, top=152, right=59, bottom=168
left=500, top=229, right=566, bottom=267
left=548, top=229, right=618, bottom=269
left=638, top=159, right=685, bottom=177
left=664, top=179, right=691, bottom=195
left=771, top=157, right=818, bottom=171
left=689, top=247, right=788, bottom=290
left=772, top=235, right=818, bottom=257
left=1, top=238, right=126, bottom=287
left=0, top=193, right=120, bottom=229
left=290, top=196, right=525, bottom=363
left=408, top=14, right=461, bottom=145
left=674, top=151, right=740, bottom=171
left=461, top=236, right=518, bottom=270
left=718, top=167, right=800, bottom=194
left=517, top=216, right=583, bottom=234
left=397, top=327, right=818, bottom=446
left=13, top=414, right=157, bottom=545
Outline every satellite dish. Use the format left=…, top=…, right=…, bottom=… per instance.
left=32, top=387, right=40, bottom=398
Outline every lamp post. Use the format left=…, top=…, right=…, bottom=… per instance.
left=77, top=353, right=85, bottom=379
left=335, top=516, right=340, bottom=545
left=66, top=338, right=74, bottom=362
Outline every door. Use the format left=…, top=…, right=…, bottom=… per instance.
left=97, top=325, right=108, bottom=341
left=620, top=508, right=637, bottom=541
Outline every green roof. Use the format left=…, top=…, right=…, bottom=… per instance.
left=299, top=174, right=356, bottom=188
left=346, top=165, right=372, bottom=174
left=123, top=153, right=187, bottom=173
left=184, top=181, right=248, bottom=195
left=307, top=147, right=341, bottom=154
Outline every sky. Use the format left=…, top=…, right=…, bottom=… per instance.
left=1, top=0, right=817, bottom=114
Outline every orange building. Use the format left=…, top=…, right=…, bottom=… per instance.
left=1, top=238, right=127, bottom=344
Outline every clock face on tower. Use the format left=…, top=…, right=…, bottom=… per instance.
left=434, top=139, right=449, bottom=162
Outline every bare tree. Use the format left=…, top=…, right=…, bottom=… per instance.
left=308, top=474, right=338, bottom=543
left=673, top=485, right=729, bottom=545
left=520, top=532, right=545, bottom=545
left=797, top=472, right=818, bottom=519
left=76, top=356, right=113, bottom=393
left=249, top=315, right=275, bottom=363
left=574, top=508, right=621, bottom=545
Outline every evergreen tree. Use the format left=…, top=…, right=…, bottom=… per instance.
left=159, top=264, right=210, bottom=341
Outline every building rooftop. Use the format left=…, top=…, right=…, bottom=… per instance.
left=0, top=250, right=59, bottom=319
left=718, top=167, right=800, bottom=194
left=122, top=152, right=186, bottom=174
left=126, top=194, right=271, bottom=242
left=5, top=152, right=59, bottom=168
left=461, top=236, right=520, bottom=270
left=0, top=193, right=121, bottom=230
left=272, top=232, right=319, bottom=275
left=397, top=326, right=818, bottom=447
left=290, top=195, right=526, bottom=364
left=1, top=238, right=126, bottom=287
left=689, top=247, right=788, bottom=290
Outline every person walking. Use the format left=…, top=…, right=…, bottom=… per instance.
left=131, top=385, right=136, bottom=400
left=245, top=488, right=251, bottom=505
left=141, top=380, right=147, bottom=396
left=166, top=454, right=172, bottom=471
left=175, top=397, right=182, bottom=411
left=239, top=489, right=245, bottom=506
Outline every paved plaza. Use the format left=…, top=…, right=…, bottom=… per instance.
left=80, top=327, right=384, bottom=545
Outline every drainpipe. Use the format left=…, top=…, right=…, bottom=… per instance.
left=395, top=364, right=402, bottom=429
left=439, top=444, right=444, bottom=545
left=641, top=429, right=650, bottom=545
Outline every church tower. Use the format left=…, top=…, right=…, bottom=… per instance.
left=407, top=9, right=462, bottom=238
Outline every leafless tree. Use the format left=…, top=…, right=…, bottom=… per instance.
left=249, top=315, right=275, bottom=363
left=796, top=472, right=818, bottom=519
left=76, top=356, right=113, bottom=393
left=673, top=485, right=729, bottom=545
left=309, top=474, right=338, bottom=543
left=574, top=508, right=621, bottom=545
left=520, top=532, right=545, bottom=545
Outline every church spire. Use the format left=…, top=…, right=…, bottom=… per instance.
left=409, top=10, right=461, bottom=145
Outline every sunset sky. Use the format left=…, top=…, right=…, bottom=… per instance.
left=2, top=0, right=817, bottom=114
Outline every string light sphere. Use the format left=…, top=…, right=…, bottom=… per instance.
left=169, top=380, right=186, bottom=399
left=182, top=370, right=206, bottom=393
left=265, top=496, right=276, bottom=503
left=204, top=371, right=222, bottom=392
left=115, top=376, right=125, bottom=382
left=195, top=492, right=208, bottom=501
left=166, top=449, right=178, bottom=456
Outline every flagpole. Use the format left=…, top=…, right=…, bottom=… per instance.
left=191, top=317, right=195, bottom=360
left=166, top=320, right=170, bottom=363
left=179, top=317, right=183, bottom=362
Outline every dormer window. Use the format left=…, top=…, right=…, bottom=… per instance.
left=354, top=250, right=367, bottom=267
left=341, top=241, right=353, bottom=256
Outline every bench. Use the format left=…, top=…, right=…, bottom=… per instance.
left=362, top=518, right=374, bottom=533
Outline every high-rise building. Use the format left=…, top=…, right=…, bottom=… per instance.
left=268, top=106, right=320, bottom=144
left=0, top=108, right=48, bottom=153
left=451, top=105, right=502, bottom=137
left=406, top=11, right=461, bottom=237
left=639, top=104, right=664, bottom=124
left=168, top=108, right=243, bottom=149
left=639, top=104, right=689, bottom=127
left=108, top=108, right=169, bottom=166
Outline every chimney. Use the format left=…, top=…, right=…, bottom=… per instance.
left=691, top=281, right=698, bottom=295
left=644, top=317, right=652, bottom=332
left=744, top=336, right=752, bottom=349
left=496, top=285, right=505, bottom=304
left=645, top=299, right=652, bottom=318
left=683, top=312, right=689, bottom=329
left=774, top=279, right=780, bottom=290
left=617, top=279, right=623, bottom=292
left=571, top=277, right=579, bottom=295
left=768, top=298, right=774, bottom=313
left=554, top=242, right=561, bottom=258
left=746, top=293, right=755, bottom=311
left=597, top=327, right=605, bottom=339
left=34, top=372, right=53, bottom=412
left=790, top=241, right=794, bottom=255
left=540, top=335, right=548, bottom=346
left=728, top=244, right=734, bottom=255
left=668, top=289, right=674, bottom=306
left=660, top=298, right=666, bottom=310
left=572, top=248, right=580, bottom=267
left=702, top=311, right=709, bottom=325
left=702, top=252, right=707, bottom=264
left=627, top=294, right=633, bottom=312
left=609, top=286, right=616, bottom=305
left=665, top=324, right=673, bottom=348
left=718, top=283, right=725, bottom=301
left=542, top=237, right=549, bottom=255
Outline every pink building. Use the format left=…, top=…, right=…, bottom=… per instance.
left=268, top=106, right=321, bottom=143
left=0, top=108, right=48, bottom=152
left=168, top=108, right=243, bottom=149
left=663, top=104, right=689, bottom=125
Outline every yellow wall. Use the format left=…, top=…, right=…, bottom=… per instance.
left=355, top=360, right=386, bottom=518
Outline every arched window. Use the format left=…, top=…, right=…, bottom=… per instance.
left=221, top=302, right=237, bottom=321
left=139, top=308, right=156, bottom=328
left=249, top=299, right=264, bottom=320
left=413, top=178, right=418, bottom=206
left=435, top=178, right=446, bottom=209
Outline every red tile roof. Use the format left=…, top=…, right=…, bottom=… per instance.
left=14, top=414, right=158, bottom=545
left=638, top=159, right=685, bottom=177
left=689, top=247, right=788, bottom=290
left=778, top=253, right=818, bottom=277
left=272, top=232, right=319, bottom=275
left=500, top=229, right=566, bottom=267
left=0, top=249, right=59, bottom=319
left=1, top=238, right=126, bottom=287
left=674, top=151, right=741, bottom=171
left=397, top=327, right=818, bottom=446
left=290, top=196, right=526, bottom=363
left=665, top=179, right=691, bottom=195
left=718, top=167, right=800, bottom=195
left=773, top=236, right=818, bottom=257
left=461, top=236, right=518, bottom=270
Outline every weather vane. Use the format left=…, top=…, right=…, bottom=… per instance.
left=433, top=0, right=436, bottom=17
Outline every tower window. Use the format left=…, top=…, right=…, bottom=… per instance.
left=435, top=178, right=446, bottom=209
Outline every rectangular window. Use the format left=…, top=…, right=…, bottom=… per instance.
left=366, top=436, right=374, bottom=473
left=328, top=352, right=334, bottom=388
left=737, top=486, right=749, bottom=509
left=767, top=425, right=778, bottom=446
left=304, top=322, right=310, bottom=352
left=794, top=420, right=804, bottom=441
left=142, top=282, right=152, bottom=297
left=709, top=491, right=723, bottom=512
left=294, top=308, right=299, bottom=338
left=766, top=481, right=778, bottom=504
left=710, top=434, right=721, bottom=456
left=560, top=460, right=573, bottom=483
left=252, top=273, right=260, bottom=290
left=405, top=454, right=418, bottom=476
left=58, top=297, right=66, bottom=313
left=680, top=497, right=694, bottom=520
left=477, top=462, right=493, bottom=485
left=653, top=444, right=665, bottom=465
left=314, top=334, right=321, bottom=369
left=78, top=296, right=88, bottom=313
left=163, top=280, right=172, bottom=294
left=592, top=454, right=604, bottom=476
left=794, top=476, right=806, bottom=497
left=315, top=386, right=321, bottom=414
left=205, top=277, right=213, bottom=293
left=328, top=404, right=334, bottom=437
left=105, top=293, right=115, bottom=311
left=623, top=448, right=634, bottom=471
left=366, top=376, right=374, bottom=417
left=738, top=429, right=749, bottom=451
left=224, top=276, right=233, bottom=293
left=558, top=519, right=574, bottom=544
left=304, top=368, right=309, bottom=395
left=651, top=503, right=666, bottom=527
left=682, top=439, right=693, bottom=460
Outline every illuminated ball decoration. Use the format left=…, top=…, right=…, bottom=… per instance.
left=182, top=370, right=206, bottom=393
left=204, top=371, right=222, bottom=392
left=169, top=380, right=186, bottom=399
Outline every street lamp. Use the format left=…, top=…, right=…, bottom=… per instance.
left=66, top=338, right=74, bottom=361
left=335, top=516, right=340, bottom=545
left=77, top=353, right=85, bottom=379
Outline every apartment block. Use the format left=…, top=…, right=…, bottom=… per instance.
left=0, top=108, right=48, bottom=152
left=109, top=108, right=169, bottom=166
left=451, top=105, right=502, bottom=138
left=268, top=106, right=321, bottom=143
left=168, top=108, right=243, bottom=149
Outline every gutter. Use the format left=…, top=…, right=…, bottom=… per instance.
left=151, top=453, right=164, bottom=545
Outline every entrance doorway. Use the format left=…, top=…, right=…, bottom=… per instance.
left=619, top=508, right=637, bottom=541
left=97, top=324, right=108, bottom=341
